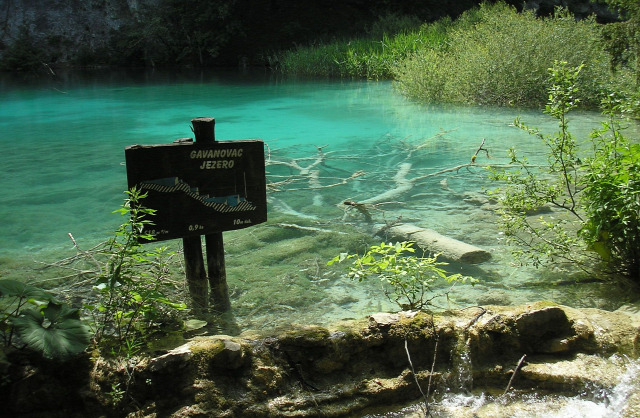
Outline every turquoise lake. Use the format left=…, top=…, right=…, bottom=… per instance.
left=0, top=69, right=634, bottom=330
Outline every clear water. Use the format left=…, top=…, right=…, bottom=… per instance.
left=0, top=69, right=636, bottom=330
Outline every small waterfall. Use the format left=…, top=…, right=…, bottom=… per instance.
left=450, top=334, right=474, bottom=393
left=368, top=357, right=640, bottom=418
left=604, top=357, right=640, bottom=416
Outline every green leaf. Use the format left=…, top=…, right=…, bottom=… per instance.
left=587, top=241, right=612, bottom=261
left=0, top=279, right=56, bottom=303
left=11, top=303, right=91, bottom=360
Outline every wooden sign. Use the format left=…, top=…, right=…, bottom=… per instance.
left=125, top=139, right=267, bottom=242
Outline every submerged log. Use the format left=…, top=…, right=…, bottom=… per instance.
left=376, top=222, right=491, bottom=264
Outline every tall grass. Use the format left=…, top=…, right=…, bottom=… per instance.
left=393, top=2, right=619, bottom=108
left=279, top=17, right=450, bottom=80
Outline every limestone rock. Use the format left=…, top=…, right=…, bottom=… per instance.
left=369, top=312, right=400, bottom=327
left=148, top=343, right=193, bottom=373
left=4, top=302, right=640, bottom=417
left=190, top=335, right=247, bottom=370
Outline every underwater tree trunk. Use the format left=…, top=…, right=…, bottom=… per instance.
left=377, top=223, right=491, bottom=264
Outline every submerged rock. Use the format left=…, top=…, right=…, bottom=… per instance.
left=2, top=302, right=639, bottom=417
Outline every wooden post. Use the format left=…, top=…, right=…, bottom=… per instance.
left=126, top=117, right=265, bottom=319
left=192, top=117, right=215, bottom=142
left=205, top=233, right=231, bottom=312
left=190, top=117, right=232, bottom=313
left=182, top=235, right=208, bottom=313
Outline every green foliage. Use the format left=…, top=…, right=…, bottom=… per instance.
left=279, top=15, right=448, bottom=80
left=490, top=61, right=640, bottom=281
left=153, top=0, right=241, bottom=66
left=0, top=279, right=90, bottom=360
left=489, top=62, right=591, bottom=267
left=101, top=0, right=243, bottom=67
left=580, top=93, right=640, bottom=278
left=598, top=0, right=640, bottom=86
left=11, top=302, right=91, bottom=360
left=89, top=188, right=186, bottom=354
left=394, top=2, right=612, bottom=107
left=366, top=13, right=424, bottom=39
left=329, top=242, right=474, bottom=311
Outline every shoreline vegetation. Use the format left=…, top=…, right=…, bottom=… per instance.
left=1, top=2, right=637, bottom=110
left=279, top=2, right=638, bottom=110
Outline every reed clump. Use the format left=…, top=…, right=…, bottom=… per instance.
left=279, top=15, right=448, bottom=80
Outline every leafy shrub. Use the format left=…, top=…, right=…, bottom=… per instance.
left=366, top=13, right=423, bottom=39
left=490, top=61, right=640, bottom=281
left=598, top=0, right=640, bottom=86
left=580, top=93, right=640, bottom=279
left=394, top=2, right=613, bottom=107
left=489, top=61, right=588, bottom=268
left=329, top=241, right=474, bottom=311
left=88, top=188, right=186, bottom=354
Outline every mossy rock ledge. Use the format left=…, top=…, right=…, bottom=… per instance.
left=2, top=301, right=640, bottom=417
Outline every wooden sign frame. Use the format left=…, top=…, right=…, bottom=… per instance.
left=125, top=139, right=267, bottom=242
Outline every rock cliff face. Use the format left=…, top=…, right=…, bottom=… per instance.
left=0, top=0, right=149, bottom=62
left=0, top=0, right=616, bottom=67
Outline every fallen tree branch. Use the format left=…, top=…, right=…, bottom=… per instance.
left=360, top=163, right=413, bottom=205
left=269, top=197, right=319, bottom=220
left=502, top=354, right=527, bottom=397
left=400, top=128, right=458, bottom=159
left=405, top=338, right=431, bottom=416
left=426, top=317, right=439, bottom=417
left=342, top=200, right=372, bottom=223
left=377, top=223, right=491, bottom=264
left=275, top=223, right=347, bottom=234
left=471, top=137, right=490, bottom=163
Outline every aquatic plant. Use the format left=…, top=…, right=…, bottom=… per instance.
left=329, top=241, right=474, bottom=311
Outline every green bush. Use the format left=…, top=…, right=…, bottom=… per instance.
left=88, top=188, right=186, bottom=355
left=490, top=61, right=640, bottom=282
left=598, top=0, right=640, bottom=86
left=393, top=2, right=613, bottom=107
left=580, top=93, right=640, bottom=279
left=366, top=13, right=424, bottom=39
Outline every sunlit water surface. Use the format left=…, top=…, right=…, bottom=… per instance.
left=1, top=69, right=638, bottom=332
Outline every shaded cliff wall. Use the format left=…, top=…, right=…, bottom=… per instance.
left=0, top=0, right=616, bottom=68
left=0, top=0, right=155, bottom=64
